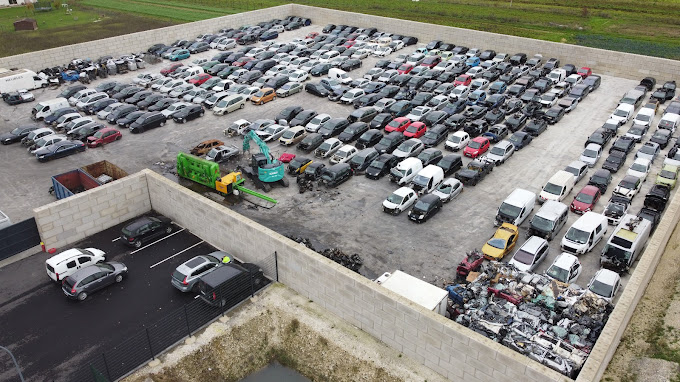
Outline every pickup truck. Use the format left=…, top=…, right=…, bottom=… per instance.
left=454, top=158, right=494, bottom=186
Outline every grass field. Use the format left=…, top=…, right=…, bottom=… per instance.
left=1, top=0, right=679, bottom=59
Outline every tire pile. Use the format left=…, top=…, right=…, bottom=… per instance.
left=287, top=236, right=363, bottom=273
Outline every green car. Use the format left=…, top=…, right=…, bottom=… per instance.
left=169, top=49, right=190, bottom=61
left=655, top=164, right=679, bottom=189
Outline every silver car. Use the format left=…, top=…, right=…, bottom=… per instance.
left=61, top=262, right=128, bottom=301
left=171, top=251, right=225, bottom=292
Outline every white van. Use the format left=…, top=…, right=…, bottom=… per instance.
left=45, top=247, right=106, bottom=282
left=658, top=113, right=680, bottom=133
left=389, top=157, right=423, bottom=186
left=328, top=68, right=352, bottom=85
left=31, top=98, right=69, bottom=121
left=538, top=170, right=575, bottom=203
left=600, top=214, right=651, bottom=272
left=495, top=188, right=536, bottom=227
left=410, top=165, right=444, bottom=195
left=527, top=201, right=568, bottom=241
left=377, top=36, right=393, bottom=47
left=561, top=211, right=608, bottom=255
left=609, top=103, right=635, bottom=125
left=547, top=69, right=567, bottom=84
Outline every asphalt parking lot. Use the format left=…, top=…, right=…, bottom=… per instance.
left=0, top=213, right=221, bottom=381
left=0, top=22, right=674, bottom=317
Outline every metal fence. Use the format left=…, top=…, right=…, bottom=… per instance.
left=0, top=218, right=40, bottom=261
left=70, top=253, right=278, bottom=382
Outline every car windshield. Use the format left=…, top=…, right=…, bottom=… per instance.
left=543, top=182, right=563, bottom=196
left=583, top=149, right=599, bottom=158
left=640, top=145, right=656, bottom=154
left=575, top=192, right=594, bottom=204
left=565, top=227, right=588, bottom=244
left=487, top=238, right=506, bottom=249
left=636, top=114, right=651, bottom=122
left=216, top=100, right=228, bottom=108
left=660, top=170, right=677, bottom=179
left=589, top=279, right=613, bottom=297
left=546, top=265, right=569, bottom=283
left=606, top=202, right=627, bottom=214
left=412, top=200, right=431, bottom=212
left=512, top=250, right=534, bottom=265
left=654, top=132, right=668, bottom=139
left=613, top=109, right=628, bottom=117
left=499, top=202, right=521, bottom=218
left=606, top=155, right=622, bottom=164
left=531, top=215, right=554, bottom=231
left=386, top=193, right=404, bottom=204
left=467, top=141, right=481, bottom=149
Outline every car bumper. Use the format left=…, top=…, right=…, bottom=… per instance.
left=171, top=278, right=192, bottom=292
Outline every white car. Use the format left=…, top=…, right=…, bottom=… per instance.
left=330, top=144, right=358, bottom=164
left=63, top=116, right=93, bottom=133
left=627, top=157, right=652, bottom=181
left=305, top=113, right=331, bottom=133
left=378, top=70, right=398, bottom=83
left=393, top=138, right=424, bottom=158
left=55, top=113, right=82, bottom=130
left=340, top=89, right=365, bottom=104
left=549, top=82, right=571, bottom=98
left=315, top=138, right=343, bottom=158
left=633, top=107, right=655, bottom=127
left=228, top=69, right=249, bottom=81
left=445, top=131, right=469, bottom=151
left=587, top=268, right=621, bottom=302
left=382, top=187, right=418, bottom=215
left=405, top=106, right=432, bottom=122
left=565, top=73, right=583, bottom=87
left=256, top=124, right=289, bottom=142
left=466, top=67, right=485, bottom=78
left=613, top=175, right=642, bottom=199
left=470, top=78, right=489, bottom=91
left=389, top=40, right=405, bottom=51
left=486, top=140, right=515, bottom=165
left=265, top=65, right=289, bottom=76
left=161, top=102, right=190, bottom=118
left=159, top=79, right=185, bottom=93
left=564, top=161, right=589, bottom=183
left=45, top=247, right=106, bottom=282
left=635, top=141, right=660, bottom=163
left=545, top=253, right=582, bottom=284
left=239, top=87, right=260, bottom=101
left=288, top=70, right=309, bottom=83
left=609, top=103, right=634, bottom=125
left=169, top=84, right=194, bottom=98
left=540, top=92, right=558, bottom=108
left=289, top=57, right=310, bottom=70
left=29, top=134, right=67, bottom=154
left=431, top=178, right=463, bottom=203
left=665, top=148, right=680, bottom=167
left=579, top=143, right=602, bottom=167
left=245, top=48, right=265, bottom=57
left=373, top=98, right=396, bottom=113
left=310, top=49, right=328, bottom=60
left=508, top=236, right=550, bottom=272
left=449, top=85, right=470, bottom=101
left=373, top=46, right=392, bottom=57
left=76, top=92, right=109, bottom=111
left=216, top=38, right=236, bottom=50
left=96, top=103, right=123, bottom=120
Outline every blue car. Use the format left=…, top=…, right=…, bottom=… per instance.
left=169, top=49, right=190, bottom=61
left=259, top=31, right=279, bottom=41
left=35, top=140, right=86, bottom=162
left=466, top=89, right=487, bottom=106
left=465, top=56, right=480, bottom=67
left=485, top=94, right=506, bottom=109
left=489, top=81, right=507, bottom=95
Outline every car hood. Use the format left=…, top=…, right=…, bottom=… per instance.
left=481, top=244, right=504, bottom=260
left=34, top=146, right=52, bottom=155
left=508, top=259, right=531, bottom=272
left=456, top=169, right=477, bottom=179
left=0, top=132, right=18, bottom=141
left=570, top=200, right=591, bottom=211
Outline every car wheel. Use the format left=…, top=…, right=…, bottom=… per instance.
left=240, top=103, right=244, bottom=109
left=165, top=226, right=173, bottom=234
left=273, top=96, right=277, bottom=100
left=115, top=274, right=123, bottom=283
left=181, top=118, right=186, bottom=123
left=134, top=240, right=142, bottom=248
left=260, top=101, right=264, bottom=105
left=77, top=292, right=88, bottom=301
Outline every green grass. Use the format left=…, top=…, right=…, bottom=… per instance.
left=1, top=0, right=680, bottom=59
left=0, top=3, right=96, bottom=32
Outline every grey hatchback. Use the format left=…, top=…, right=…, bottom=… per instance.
left=62, top=262, right=128, bottom=301
left=171, top=251, right=225, bottom=292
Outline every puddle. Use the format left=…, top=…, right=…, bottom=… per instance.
left=239, top=361, right=310, bottom=382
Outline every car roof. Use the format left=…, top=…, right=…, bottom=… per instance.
left=125, top=216, right=153, bottom=231
left=594, top=268, right=620, bottom=285
left=552, top=253, right=579, bottom=269
left=47, top=248, right=86, bottom=265
left=394, top=187, right=415, bottom=196
left=521, top=236, right=547, bottom=254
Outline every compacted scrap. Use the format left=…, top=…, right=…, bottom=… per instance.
left=445, top=261, right=613, bottom=379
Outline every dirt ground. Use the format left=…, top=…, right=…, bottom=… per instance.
left=124, top=284, right=447, bottom=382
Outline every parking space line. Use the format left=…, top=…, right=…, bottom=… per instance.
left=111, top=237, right=120, bottom=242
left=130, top=228, right=186, bottom=255
left=149, top=240, right=204, bottom=269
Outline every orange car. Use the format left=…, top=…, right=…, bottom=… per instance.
left=251, top=87, right=276, bottom=105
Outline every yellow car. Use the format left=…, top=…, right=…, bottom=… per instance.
left=481, top=223, right=519, bottom=261
left=656, top=164, right=679, bottom=190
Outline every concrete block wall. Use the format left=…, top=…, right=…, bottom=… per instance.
left=33, top=171, right=151, bottom=250
left=292, top=4, right=680, bottom=82
left=143, top=170, right=567, bottom=381
left=0, top=5, right=294, bottom=70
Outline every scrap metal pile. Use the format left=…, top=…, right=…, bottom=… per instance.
left=446, top=261, right=613, bottom=379
left=287, top=236, right=363, bottom=272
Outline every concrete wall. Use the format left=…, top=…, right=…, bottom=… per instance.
left=33, top=171, right=151, bottom=250
left=0, top=5, right=294, bottom=70
left=291, top=4, right=680, bottom=82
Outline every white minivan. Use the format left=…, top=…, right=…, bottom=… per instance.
left=538, top=170, right=575, bottom=203
left=410, top=165, right=444, bottom=195
left=561, top=211, right=608, bottom=255
left=389, top=157, right=423, bottom=186
left=45, top=247, right=106, bottom=282
left=495, top=188, right=536, bottom=227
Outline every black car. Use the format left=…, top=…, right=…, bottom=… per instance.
left=588, top=169, right=613, bottom=193
left=68, top=122, right=105, bottom=142
left=504, top=112, right=528, bottom=131
left=410, top=92, right=434, bottom=108
left=290, top=110, right=318, bottom=127
left=127, top=90, right=153, bottom=105
left=310, top=63, right=332, bottom=77
left=287, top=157, right=313, bottom=175
left=444, top=114, right=466, bottom=131
left=464, top=119, right=489, bottom=137
left=340, top=59, right=362, bottom=72
left=609, top=136, right=635, bottom=154
left=298, top=133, right=324, bottom=152
left=421, top=125, right=448, bottom=148
left=508, top=131, right=533, bottom=150
left=585, top=128, right=613, bottom=148
left=394, top=87, right=416, bottom=101
left=318, top=118, right=350, bottom=139
left=354, top=94, right=382, bottom=109
left=305, top=83, right=330, bottom=97
left=378, top=85, right=400, bottom=99
left=86, top=98, right=117, bottom=115
left=120, top=215, right=173, bottom=248
left=374, top=131, right=406, bottom=154
left=173, top=104, right=204, bottom=123
left=129, top=112, right=167, bottom=133
left=523, top=118, right=548, bottom=136
left=328, top=86, right=349, bottom=102
left=463, top=105, right=487, bottom=122
left=650, top=129, right=672, bottom=149
left=44, top=107, right=78, bottom=125
left=484, top=108, right=506, bottom=125
left=423, top=111, right=448, bottom=128
left=544, top=106, right=565, bottom=124
left=417, top=148, right=443, bottom=166
left=116, top=111, right=146, bottom=128
left=148, top=98, right=176, bottom=112
left=0, top=124, right=39, bottom=144
left=355, top=129, right=383, bottom=149
left=370, top=113, right=392, bottom=130
left=35, top=140, right=86, bottom=162
left=59, top=84, right=87, bottom=100
left=436, top=154, right=463, bottom=175
left=338, top=122, right=369, bottom=143
left=408, top=194, right=442, bottom=223
left=62, top=261, right=128, bottom=301
left=454, top=159, right=494, bottom=186
left=320, top=163, right=352, bottom=188
left=276, top=106, right=303, bottom=123
left=112, top=86, right=144, bottom=101
left=349, top=148, right=380, bottom=173
left=602, top=151, right=626, bottom=173
left=106, top=105, right=138, bottom=124
left=365, top=154, right=399, bottom=180
left=95, top=81, right=118, bottom=94
left=583, top=75, right=601, bottom=91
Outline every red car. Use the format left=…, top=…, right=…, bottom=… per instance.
left=570, top=185, right=601, bottom=214
left=233, top=57, right=254, bottom=67
left=160, top=63, right=183, bottom=76
left=306, top=32, right=319, bottom=39
left=577, top=67, right=592, bottom=78
left=454, top=74, right=472, bottom=87
left=188, top=73, right=212, bottom=86
left=403, top=122, right=427, bottom=138
left=384, top=117, right=411, bottom=133
left=86, top=127, right=122, bottom=148
left=463, top=137, right=490, bottom=158
left=343, top=40, right=356, bottom=48
left=397, top=64, right=414, bottom=75
left=420, top=55, right=441, bottom=68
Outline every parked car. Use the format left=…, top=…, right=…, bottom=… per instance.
left=407, top=194, right=443, bottom=223
left=508, top=236, right=549, bottom=272
left=570, top=185, right=601, bottom=214
left=120, top=215, right=173, bottom=248
left=481, top=223, right=519, bottom=261
left=35, top=140, right=85, bottom=162
left=61, top=261, right=128, bottom=300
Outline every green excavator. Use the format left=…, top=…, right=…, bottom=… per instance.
left=240, top=130, right=288, bottom=192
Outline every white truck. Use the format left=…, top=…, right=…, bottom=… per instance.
left=600, top=214, right=651, bottom=273
left=375, top=270, right=448, bottom=316
left=0, top=69, right=48, bottom=95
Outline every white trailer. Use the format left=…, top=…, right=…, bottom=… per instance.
left=375, top=270, right=448, bottom=315
left=0, top=69, right=48, bottom=95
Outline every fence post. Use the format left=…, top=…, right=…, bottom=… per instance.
left=102, top=352, right=112, bottom=382
left=250, top=270, right=255, bottom=297
left=184, top=304, right=192, bottom=337
left=145, top=328, right=155, bottom=360
left=274, top=251, right=278, bottom=282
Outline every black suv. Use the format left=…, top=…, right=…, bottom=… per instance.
left=609, top=136, right=635, bottom=154
left=120, top=216, right=173, bottom=248
left=320, top=163, right=353, bottom=188
left=129, top=112, right=167, bottom=133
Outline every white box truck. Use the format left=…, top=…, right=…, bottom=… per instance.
left=0, top=69, right=48, bottom=95
left=375, top=270, right=448, bottom=316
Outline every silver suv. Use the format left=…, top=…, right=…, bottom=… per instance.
left=171, top=252, right=226, bottom=292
